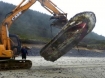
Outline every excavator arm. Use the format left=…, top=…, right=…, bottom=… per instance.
left=0, top=0, right=67, bottom=53
left=4, top=0, right=68, bottom=29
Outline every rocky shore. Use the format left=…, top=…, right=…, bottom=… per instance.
left=25, top=44, right=105, bottom=57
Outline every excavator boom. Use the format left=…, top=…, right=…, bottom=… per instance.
left=0, top=0, right=68, bottom=58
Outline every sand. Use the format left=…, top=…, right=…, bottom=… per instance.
left=0, top=56, right=105, bottom=78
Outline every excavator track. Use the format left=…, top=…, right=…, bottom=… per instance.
left=0, top=60, right=32, bottom=70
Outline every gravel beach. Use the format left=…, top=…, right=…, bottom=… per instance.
left=0, top=56, right=105, bottom=78
left=0, top=44, right=105, bottom=78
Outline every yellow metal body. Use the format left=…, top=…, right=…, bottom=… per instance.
left=0, top=45, right=13, bottom=58
left=0, top=0, right=67, bottom=58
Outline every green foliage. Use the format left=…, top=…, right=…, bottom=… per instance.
left=79, top=39, right=105, bottom=50
left=85, top=32, right=105, bottom=40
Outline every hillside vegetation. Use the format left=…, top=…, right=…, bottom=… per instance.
left=0, top=1, right=105, bottom=49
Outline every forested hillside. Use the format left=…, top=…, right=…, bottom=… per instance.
left=0, top=1, right=105, bottom=42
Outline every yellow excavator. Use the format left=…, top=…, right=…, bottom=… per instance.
left=0, top=0, right=96, bottom=70
left=0, top=0, right=68, bottom=70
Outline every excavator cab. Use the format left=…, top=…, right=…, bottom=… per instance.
left=9, top=34, right=21, bottom=58
left=0, top=34, right=32, bottom=70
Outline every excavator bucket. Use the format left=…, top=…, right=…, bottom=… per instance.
left=50, top=15, right=68, bottom=28
left=40, top=11, right=96, bottom=62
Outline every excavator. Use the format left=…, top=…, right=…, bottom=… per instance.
left=0, top=0, right=96, bottom=70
